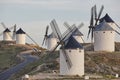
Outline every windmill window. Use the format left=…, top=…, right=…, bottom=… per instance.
left=103, top=32, right=105, bottom=33
left=96, top=32, right=98, bottom=33
left=69, top=50, right=71, bottom=52
left=111, top=32, right=112, bottom=33
left=79, top=50, right=81, bottom=52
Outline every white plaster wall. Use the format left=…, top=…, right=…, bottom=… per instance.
left=94, top=31, right=115, bottom=52
left=47, top=38, right=58, bottom=51
left=16, top=34, right=26, bottom=44
left=3, top=32, right=12, bottom=41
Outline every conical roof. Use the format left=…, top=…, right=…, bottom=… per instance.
left=94, top=20, right=114, bottom=31
left=100, top=13, right=114, bottom=23
left=64, top=36, right=83, bottom=49
left=47, top=32, right=57, bottom=38
left=16, top=28, right=25, bottom=34
left=72, top=29, right=83, bottom=36
left=3, top=28, right=11, bottom=33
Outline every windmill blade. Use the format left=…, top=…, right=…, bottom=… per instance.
left=62, top=46, right=72, bottom=69
left=98, top=5, right=104, bottom=19
left=90, top=7, right=94, bottom=26
left=62, top=24, right=75, bottom=39
left=1, top=22, right=15, bottom=30
left=50, top=19, right=62, bottom=40
left=94, top=5, right=97, bottom=20
left=77, top=22, right=84, bottom=29
left=13, top=24, right=16, bottom=32
left=26, top=33, right=39, bottom=46
left=63, top=25, right=77, bottom=42
left=91, top=28, right=94, bottom=41
left=51, top=26, right=77, bottom=53
left=42, top=25, right=49, bottom=46
left=80, top=36, right=85, bottom=43
left=87, top=28, right=92, bottom=39
left=1, top=22, right=7, bottom=29
left=45, top=25, right=49, bottom=36
left=1, top=23, right=13, bottom=39
left=88, top=7, right=94, bottom=39
left=114, top=30, right=120, bottom=35
left=12, top=24, right=16, bottom=40
left=63, top=22, right=71, bottom=29
left=95, top=5, right=104, bottom=25
left=114, top=23, right=120, bottom=30
left=42, top=37, right=46, bottom=46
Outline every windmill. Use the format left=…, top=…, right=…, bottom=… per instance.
left=16, top=28, right=39, bottom=47
left=87, top=5, right=104, bottom=41
left=1, top=22, right=15, bottom=41
left=63, top=22, right=84, bottom=43
left=42, top=25, right=58, bottom=51
left=99, top=13, right=120, bottom=51
left=16, top=28, right=26, bottom=45
left=94, top=20, right=115, bottom=52
left=50, top=19, right=84, bottom=76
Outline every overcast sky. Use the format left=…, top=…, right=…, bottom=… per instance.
left=0, top=0, right=120, bottom=47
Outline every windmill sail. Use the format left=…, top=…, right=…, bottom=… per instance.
left=50, top=19, right=78, bottom=69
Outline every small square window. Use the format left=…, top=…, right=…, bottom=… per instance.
left=69, top=50, right=71, bottom=52
left=79, top=50, right=81, bottom=52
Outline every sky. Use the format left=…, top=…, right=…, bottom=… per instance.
left=0, top=0, right=120, bottom=47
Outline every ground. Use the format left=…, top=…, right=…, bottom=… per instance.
left=1, top=41, right=120, bottom=80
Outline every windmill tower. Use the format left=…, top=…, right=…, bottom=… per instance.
left=64, top=22, right=84, bottom=43
left=46, top=33, right=58, bottom=51
left=16, top=28, right=26, bottom=45
left=50, top=19, right=84, bottom=76
left=3, top=28, right=12, bottom=41
left=94, top=21, right=115, bottom=52
left=60, top=36, right=84, bottom=76
left=42, top=26, right=58, bottom=51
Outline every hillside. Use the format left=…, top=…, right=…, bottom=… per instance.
left=85, top=52, right=120, bottom=75
left=1, top=42, right=120, bottom=79
left=0, top=41, right=43, bottom=73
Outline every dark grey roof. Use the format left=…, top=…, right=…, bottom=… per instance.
left=3, top=28, right=11, bottom=33
left=16, top=28, right=25, bottom=34
left=72, top=29, right=83, bottom=36
left=94, top=20, right=114, bottom=31
left=47, top=32, right=57, bottom=38
left=100, top=13, right=114, bottom=23
left=64, top=36, right=83, bottom=49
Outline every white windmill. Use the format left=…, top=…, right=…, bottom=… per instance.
left=42, top=25, right=58, bottom=51
left=94, top=20, right=115, bottom=52
left=3, top=28, right=12, bottom=41
left=64, top=22, right=84, bottom=43
left=16, top=28, right=26, bottom=45
left=1, top=22, right=16, bottom=41
left=88, top=5, right=120, bottom=52
left=50, top=19, right=84, bottom=76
